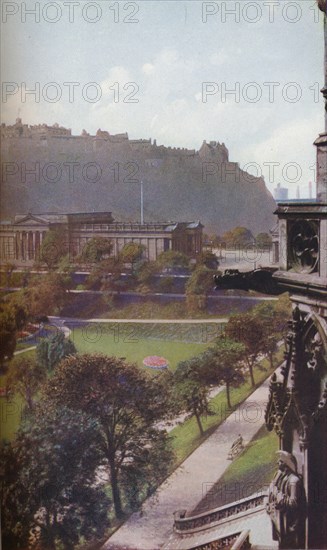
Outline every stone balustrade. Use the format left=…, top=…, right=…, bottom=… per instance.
left=174, top=494, right=266, bottom=533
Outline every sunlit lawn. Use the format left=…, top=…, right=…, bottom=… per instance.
left=1, top=326, right=284, bottom=475
left=191, top=426, right=278, bottom=513
left=1, top=323, right=213, bottom=441
left=213, top=426, right=278, bottom=504
left=69, top=323, right=212, bottom=372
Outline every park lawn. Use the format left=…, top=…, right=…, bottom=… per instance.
left=70, top=324, right=211, bottom=372
left=169, top=347, right=284, bottom=467
left=0, top=321, right=222, bottom=442
left=198, top=426, right=279, bottom=510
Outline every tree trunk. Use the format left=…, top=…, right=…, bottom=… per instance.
left=108, top=456, right=123, bottom=518
left=226, top=382, right=232, bottom=409
left=246, top=357, right=255, bottom=387
left=26, top=387, right=34, bottom=411
left=194, top=408, right=204, bottom=436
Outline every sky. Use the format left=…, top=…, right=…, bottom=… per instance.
left=1, top=0, right=324, bottom=197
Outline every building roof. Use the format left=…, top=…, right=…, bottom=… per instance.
left=9, top=214, right=202, bottom=232
left=14, top=212, right=114, bottom=225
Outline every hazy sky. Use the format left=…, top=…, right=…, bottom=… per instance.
left=1, top=0, right=324, bottom=197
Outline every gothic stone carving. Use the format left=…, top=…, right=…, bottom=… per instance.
left=266, top=451, right=305, bottom=549
left=265, top=307, right=327, bottom=446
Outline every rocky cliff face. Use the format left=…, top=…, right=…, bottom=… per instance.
left=1, top=122, right=276, bottom=234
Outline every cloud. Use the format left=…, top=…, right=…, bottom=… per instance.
left=209, top=49, right=228, bottom=67
left=100, top=66, right=132, bottom=94
left=159, top=49, right=180, bottom=66
left=142, top=63, right=155, bottom=75
left=238, top=115, right=321, bottom=195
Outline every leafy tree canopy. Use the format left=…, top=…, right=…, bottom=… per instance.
left=43, top=354, right=173, bottom=518
left=156, top=250, right=190, bottom=269
left=222, top=227, right=255, bottom=248
left=36, top=330, right=76, bottom=372
left=1, top=405, right=110, bottom=550
left=174, top=356, right=213, bottom=435
left=199, top=339, right=245, bottom=408
left=7, top=356, right=46, bottom=411
left=27, top=272, right=68, bottom=319
left=225, top=313, right=266, bottom=386
left=185, top=266, right=214, bottom=296
left=86, top=258, right=124, bottom=292
left=197, top=251, right=219, bottom=270
left=255, top=232, right=272, bottom=248
left=0, top=303, right=17, bottom=367
left=119, top=242, right=145, bottom=264
left=80, top=237, right=113, bottom=264
left=37, top=228, right=68, bottom=269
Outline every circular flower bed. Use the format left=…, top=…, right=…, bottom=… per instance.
left=143, top=355, right=169, bottom=370
left=17, top=323, right=40, bottom=341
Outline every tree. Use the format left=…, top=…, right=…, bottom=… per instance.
left=136, top=260, right=158, bottom=291
left=43, top=354, right=173, bottom=518
left=0, top=296, right=29, bottom=370
left=120, top=427, right=173, bottom=510
left=36, top=330, right=76, bottom=372
left=225, top=313, right=266, bottom=387
left=252, top=299, right=291, bottom=369
left=38, top=228, right=68, bottom=269
left=222, top=227, right=254, bottom=248
left=174, top=357, right=213, bottom=435
left=119, top=242, right=146, bottom=275
left=7, top=273, right=68, bottom=322
left=86, top=258, right=124, bottom=292
left=27, top=273, right=68, bottom=318
left=156, top=250, right=190, bottom=271
left=256, top=232, right=272, bottom=249
left=0, top=304, right=17, bottom=368
left=4, top=262, right=15, bottom=287
left=80, top=237, right=113, bottom=264
left=5, top=293, right=27, bottom=330
left=185, top=266, right=214, bottom=313
left=200, top=339, right=245, bottom=409
left=57, top=255, right=75, bottom=290
left=1, top=405, right=110, bottom=550
left=197, top=251, right=219, bottom=270
left=252, top=302, right=280, bottom=369
left=272, top=293, right=292, bottom=342
left=7, top=357, right=46, bottom=411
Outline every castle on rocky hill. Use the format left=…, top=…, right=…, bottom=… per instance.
left=1, top=118, right=229, bottom=163
left=0, top=119, right=276, bottom=235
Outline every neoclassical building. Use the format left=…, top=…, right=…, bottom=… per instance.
left=0, top=211, right=203, bottom=266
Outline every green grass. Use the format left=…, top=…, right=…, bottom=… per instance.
left=192, top=426, right=278, bottom=513
left=0, top=322, right=217, bottom=442
left=70, top=323, right=212, bottom=372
